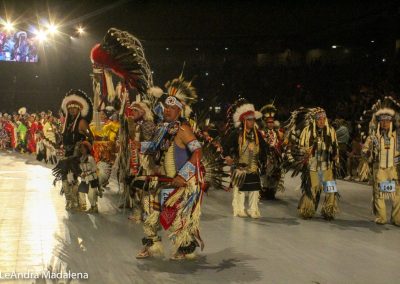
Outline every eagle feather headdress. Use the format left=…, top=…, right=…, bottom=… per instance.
left=361, top=96, right=400, bottom=138
left=147, top=75, right=198, bottom=119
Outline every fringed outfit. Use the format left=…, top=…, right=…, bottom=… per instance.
left=363, top=127, right=400, bottom=225
left=56, top=90, right=93, bottom=211
left=90, top=120, right=120, bottom=164
left=127, top=117, right=155, bottom=221
left=224, top=128, right=266, bottom=218
left=140, top=121, right=204, bottom=258
left=79, top=154, right=100, bottom=212
left=259, top=103, right=285, bottom=200
left=223, top=101, right=265, bottom=218
left=260, top=127, right=285, bottom=200
left=42, top=121, right=58, bottom=164
left=297, top=124, right=340, bottom=219
left=16, top=122, right=27, bottom=152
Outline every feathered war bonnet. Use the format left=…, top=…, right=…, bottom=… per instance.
left=61, top=89, right=93, bottom=133
left=232, top=103, right=262, bottom=128
left=368, top=96, right=400, bottom=137
left=260, top=102, right=277, bottom=123
left=231, top=100, right=262, bottom=149
left=90, top=28, right=153, bottom=95
left=90, top=28, right=153, bottom=126
left=309, top=107, right=332, bottom=138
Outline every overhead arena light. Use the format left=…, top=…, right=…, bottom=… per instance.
left=3, top=21, right=14, bottom=32
left=47, top=23, right=58, bottom=35
left=35, top=30, right=48, bottom=42
left=76, top=26, right=84, bottom=35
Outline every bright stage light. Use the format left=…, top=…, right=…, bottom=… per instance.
left=77, top=26, right=84, bottom=35
left=3, top=21, right=14, bottom=32
left=47, top=24, right=58, bottom=34
left=35, top=30, right=48, bottom=42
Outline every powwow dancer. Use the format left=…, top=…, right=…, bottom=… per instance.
left=361, top=96, right=400, bottom=226
left=259, top=102, right=286, bottom=200
left=135, top=76, right=205, bottom=260
left=54, top=90, right=94, bottom=211
left=125, top=99, right=155, bottom=222
left=90, top=27, right=153, bottom=214
left=286, top=107, right=340, bottom=220
left=222, top=100, right=266, bottom=218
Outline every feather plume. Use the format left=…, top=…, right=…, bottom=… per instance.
left=148, top=87, right=164, bottom=98
left=18, top=107, right=27, bottom=115
left=91, top=28, right=153, bottom=94
left=165, top=76, right=198, bottom=106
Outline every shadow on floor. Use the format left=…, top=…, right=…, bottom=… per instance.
left=136, top=247, right=263, bottom=283
left=308, top=217, right=392, bottom=233
left=249, top=217, right=301, bottom=226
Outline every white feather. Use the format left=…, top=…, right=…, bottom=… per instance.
left=61, top=94, right=90, bottom=117
left=375, top=108, right=395, bottom=117
left=97, top=161, right=112, bottom=185
left=130, top=101, right=154, bottom=121
left=148, top=87, right=164, bottom=98
left=18, top=107, right=27, bottom=115
left=233, top=103, right=257, bottom=128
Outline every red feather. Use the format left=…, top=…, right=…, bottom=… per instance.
left=90, top=44, right=138, bottom=89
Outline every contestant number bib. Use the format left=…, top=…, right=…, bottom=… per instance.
left=379, top=180, right=396, bottom=193
left=323, top=181, right=338, bottom=193
left=160, top=188, right=175, bottom=207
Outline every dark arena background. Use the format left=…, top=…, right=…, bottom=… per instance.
left=0, top=1, right=399, bottom=120
left=0, top=1, right=399, bottom=283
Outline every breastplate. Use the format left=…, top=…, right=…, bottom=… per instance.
left=239, top=140, right=260, bottom=173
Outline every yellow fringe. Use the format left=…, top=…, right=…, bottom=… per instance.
left=148, top=241, right=164, bottom=257
left=239, top=124, right=258, bottom=152
left=298, top=193, right=316, bottom=218
left=143, top=211, right=160, bottom=237
left=166, top=180, right=202, bottom=250
left=321, top=195, right=339, bottom=219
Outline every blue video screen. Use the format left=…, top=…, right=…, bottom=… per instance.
left=0, top=31, right=38, bottom=62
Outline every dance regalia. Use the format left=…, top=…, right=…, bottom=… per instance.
left=16, top=122, right=28, bottom=152
left=127, top=116, right=155, bottom=176
left=259, top=103, right=286, bottom=200
left=222, top=101, right=266, bottom=218
left=140, top=119, right=204, bottom=257
left=63, top=118, right=87, bottom=157
left=0, top=120, right=9, bottom=149
left=90, top=120, right=120, bottom=163
left=78, top=144, right=100, bottom=213
left=361, top=97, right=400, bottom=226
left=27, top=121, right=40, bottom=154
left=90, top=28, right=204, bottom=258
left=127, top=115, right=155, bottom=220
left=137, top=76, right=205, bottom=260
left=52, top=89, right=94, bottom=211
left=286, top=107, right=340, bottom=220
left=42, top=120, right=58, bottom=164
left=90, top=27, right=154, bottom=211
left=3, top=120, right=16, bottom=149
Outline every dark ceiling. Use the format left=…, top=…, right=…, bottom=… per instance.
left=0, top=0, right=399, bottom=111
left=3, top=0, right=399, bottom=48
